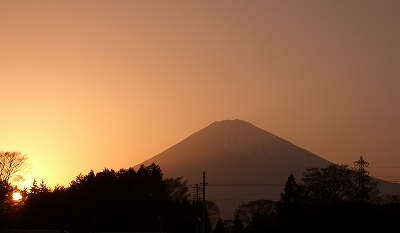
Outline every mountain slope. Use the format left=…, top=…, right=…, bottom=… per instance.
left=137, top=120, right=331, bottom=183
left=135, top=120, right=333, bottom=218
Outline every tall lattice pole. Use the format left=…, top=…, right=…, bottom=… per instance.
left=354, top=156, right=369, bottom=174
left=353, top=156, right=370, bottom=201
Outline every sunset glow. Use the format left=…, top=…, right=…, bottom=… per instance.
left=0, top=1, right=399, bottom=189
left=13, top=192, right=22, bottom=201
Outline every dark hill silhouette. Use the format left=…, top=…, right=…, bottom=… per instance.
left=135, top=119, right=400, bottom=219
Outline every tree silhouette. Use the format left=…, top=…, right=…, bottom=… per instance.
left=277, top=174, right=311, bottom=232
left=0, top=151, right=30, bottom=229
left=213, top=217, right=225, bottom=233
left=0, top=180, right=13, bottom=228
left=302, top=164, right=356, bottom=204
left=302, top=164, right=380, bottom=205
left=234, top=200, right=276, bottom=227
left=0, top=151, right=30, bottom=184
left=246, top=212, right=269, bottom=233
left=232, top=214, right=245, bottom=233
left=165, top=177, right=190, bottom=202
left=205, top=200, right=221, bottom=226
left=297, top=163, right=391, bottom=231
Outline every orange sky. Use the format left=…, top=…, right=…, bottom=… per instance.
left=1, top=0, right=399, bottom=188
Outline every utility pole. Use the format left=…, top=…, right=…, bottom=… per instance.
left=202, top=171, right=207, bottom=233
left=196, top=184, right=199, bottom=233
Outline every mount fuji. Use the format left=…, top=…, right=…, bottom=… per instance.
left=135, top=120, right=399, bottom=219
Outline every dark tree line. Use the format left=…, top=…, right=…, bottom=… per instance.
left=214, top=164, right=399, bottom=233
left=4, top=163, right=211, bottom=233
left=0, top=151, right=399, bottom=233
left=276, top=164, right=399, bottom=232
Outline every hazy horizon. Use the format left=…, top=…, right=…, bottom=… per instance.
left=1, top=1, right=399, bottom=188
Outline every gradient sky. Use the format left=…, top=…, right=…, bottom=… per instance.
left=1, top=0, right=399, bottom=188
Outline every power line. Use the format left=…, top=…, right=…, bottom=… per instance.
left=188, top=181, right=400, bottom=188
left=208, top=184, right=285, bottom=187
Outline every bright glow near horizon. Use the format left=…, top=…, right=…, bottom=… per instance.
left=13, top=192, right=22, bottom=201
left=0, top=0, right=399, bottom=188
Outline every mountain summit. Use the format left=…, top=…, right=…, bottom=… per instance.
left=138, top=120, right=331, bottom=184
left=135, top=120, right=332, bottom=218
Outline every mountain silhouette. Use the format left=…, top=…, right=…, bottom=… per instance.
left=135, top=119, right=399, bottom=219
